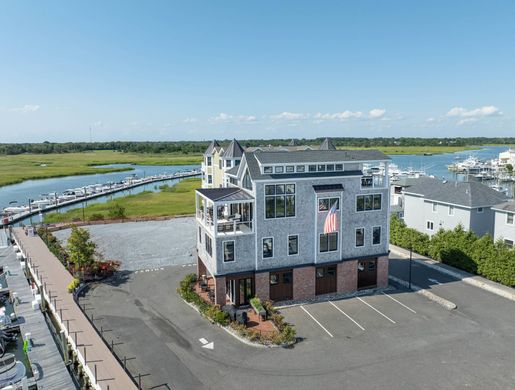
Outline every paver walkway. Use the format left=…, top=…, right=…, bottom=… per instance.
left=2, top=246, right=76, bottom=389
left=13, top=228, right=137, bottom=390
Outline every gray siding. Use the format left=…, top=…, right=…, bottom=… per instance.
left=403, top=194, right=495, bottom=237
left=493, top=210, right=515, bottom=243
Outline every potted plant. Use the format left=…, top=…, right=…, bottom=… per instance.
left=250, top=297, right=266, bottom=320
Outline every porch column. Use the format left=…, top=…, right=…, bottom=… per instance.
left=197, top=256, right=207, bottom=280
left=337, top=260, right=358, bottom=293
left=293, top=266, right=315, bottom=301
left=214, top=276, right=226, bottom=306
left=255, top=272, right=270, bottom=301
left=376, top=255, right=389, bottom=288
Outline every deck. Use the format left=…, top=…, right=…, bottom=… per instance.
left=2, top=246, right=76, bottom=389
left=12, top=228, right=137, bottom=390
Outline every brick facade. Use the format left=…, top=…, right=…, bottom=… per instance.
left=214, top=275, right=226, bottom=305
left=293, top=266, right=315, bottom=300
left=376, top=255, right=389, bottom=288
left=255, top=272, right=270, bottom=301
left=337, top=260, right=358, bottom=293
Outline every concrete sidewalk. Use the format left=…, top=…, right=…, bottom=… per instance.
left=389, top=244, right=515, bottom=302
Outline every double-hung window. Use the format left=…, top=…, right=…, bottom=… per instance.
left=507, top=212, right=514, bottom=225
left=449, top=205, right=454, bottom=216
left=205, top=234, right=212, bottom=256
left=318, top=197, right=339, bottom=212
left=372, top=226, right=381, bottom=245
left=288, top=235, right=298, bottom=255
left=320, top=232, right=338, bottom=252
left=355, top=228, right=364, bottom=247
left=265, top=184, right=295, bottom=218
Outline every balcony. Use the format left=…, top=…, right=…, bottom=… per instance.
left=361, top=175, right=386, bottom=188
left=196, top=187, right=255, bottom=237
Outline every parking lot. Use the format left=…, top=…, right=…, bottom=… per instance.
left=281, top=288, right=426, bottom=341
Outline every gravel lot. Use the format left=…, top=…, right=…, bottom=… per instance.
left=54, top=217, right=196, bottom=270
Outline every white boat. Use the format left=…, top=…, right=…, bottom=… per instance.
left=3, top=206, right=29, bottom=214
left=0, top=354, right=26, bottom=387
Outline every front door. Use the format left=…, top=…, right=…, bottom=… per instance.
left=269, top=270, right=293, bottom=301
left=315, top=265, right=337, bottom=295
left=238, top=277, right=253, bottom=306
left=357, top=259, right=377, bottom=289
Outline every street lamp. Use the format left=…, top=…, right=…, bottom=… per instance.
left=408, top=245, right=413, bottom=290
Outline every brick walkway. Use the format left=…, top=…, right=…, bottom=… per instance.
left=13, top=228, right=137, bottom=390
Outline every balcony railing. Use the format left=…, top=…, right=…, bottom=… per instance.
left=216, top=221, right=253, bottom=234
left=361, top=175, right=385, bottom=188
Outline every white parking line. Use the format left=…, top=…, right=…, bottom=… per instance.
left=300, top=305, right=334, bottom=338
left=329, top=301, right=365, bottom=331
left=357, top=297, right=396, bottom=324
left=382, top=292, right=417, bottom=314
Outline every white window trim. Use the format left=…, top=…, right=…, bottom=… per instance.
left=262, top=236, right=274, bottom=259
left=355, top=194, right=382, bottom=213
left=426, top=220, right=434, bottom=231
left=507, top=212, right=514, bottom=225
left=263, top=183, right=297, bottom=220
left=372, top=226, right=381, bottom=246
left=287, top=234, right=299, bottom=256
left=317, top=197, right=340, bottom=213
left=319, top=232, right=339, bottom=253
left=222, top=240, right=235, bottom=263
left=354, top=227, right=365, bottom=248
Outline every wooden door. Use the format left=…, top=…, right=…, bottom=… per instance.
left=357, top=259, right=377, bottom=289
left=315, top=265, right=337, bottom=295
left=270, top=270, right=293, bottom=301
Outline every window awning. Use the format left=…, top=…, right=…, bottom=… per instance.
left=312, top=184, right=344, bottom=192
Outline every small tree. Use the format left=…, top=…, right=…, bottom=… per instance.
left=506, top=163, right=513, bottom=174
left=67, top=225, right=96, bottom=273
left=108, top=203, right=126, bottom=219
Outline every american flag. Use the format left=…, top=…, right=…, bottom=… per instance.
left=323, top=201, right=338, bottom=234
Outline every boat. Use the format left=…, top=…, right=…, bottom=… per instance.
left=0, top=353, right=26, bottom=387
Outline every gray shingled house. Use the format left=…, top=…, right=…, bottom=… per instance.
left=195, top=139, right=391, bottom=306
left=492, top=201, right=515, bottom=248
left=402, top=177, right=508, bottom=237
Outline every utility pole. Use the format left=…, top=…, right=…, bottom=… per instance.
left=408, top=245, right=413, bottom=290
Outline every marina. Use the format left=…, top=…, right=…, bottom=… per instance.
left=1, top=169, right=200, bottom=227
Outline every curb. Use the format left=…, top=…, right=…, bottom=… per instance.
left=180, top=297, right=293, bottom=349
left=389, top=275, right=457, bottom=310
left=389, top=246, right=515, bottom=302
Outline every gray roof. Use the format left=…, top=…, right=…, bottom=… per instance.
left=222, top=139, right=244, bottom=159
left=313, top=184, right=344, bottom=192
left=402, top=177, right=508, bottom=207
left=226, top=165, right=240, bottom=176
left=245, top=151, right=362, bottom=180
left=253, top=149, right=389, bottom=165
left=319, top=138, right=336, bottom=150
left=204, top=140, right=221, bottom=155
left=246, top=145, right=314, bottom=152
left=196, top=187, right=254, bottom=202
left=492, top=201, right=515, bottom=213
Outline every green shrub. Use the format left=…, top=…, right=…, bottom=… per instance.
left=67, top=277, right=80, bottom=293
left=89, top=213, right=105, bottom=221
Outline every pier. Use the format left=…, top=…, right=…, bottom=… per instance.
left=2, top=170, right=201, bottom=227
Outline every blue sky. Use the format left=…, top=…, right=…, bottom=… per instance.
left=1, top=1, right=514, bottom=142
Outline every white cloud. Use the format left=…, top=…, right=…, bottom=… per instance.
left=446, top=105, right=502, bottom=118
left=183, top=117, right=198, bottom=123
left=457, top=118, right=479, bottom=126
left=314, top=110, right=363, bottom=121
left=209, top=113, right=257, bottom=124
left=271, top=112, right=309, bottom=121
left=369, top=108, right=386, bottom=119
left=9, top=104, right=40, bottom=113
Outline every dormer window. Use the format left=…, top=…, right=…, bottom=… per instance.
left=308, top=165, right=316, bottom=172
left=335, top=164, right=343, bottom=171
left=327, top=164, right=335, bottom=171
left=226, top=160, right=232, bottom=168
left=286, top=166, right=294, bottom=173
left=317, top=165, right=326, bottom=172
left=275, top=166, right=284, bottom=173
left=264, top=166, right=273, bottom=174
left=296, top=165, right=305, bottom=173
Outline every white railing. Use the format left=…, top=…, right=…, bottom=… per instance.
left=361, top=176, right=386, bottom=188
left=216, top=221, right=253, bottom=235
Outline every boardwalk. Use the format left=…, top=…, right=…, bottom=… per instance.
left=1, top=246, right=76, bottom=389
left=13, top=228, right=137, bottom=390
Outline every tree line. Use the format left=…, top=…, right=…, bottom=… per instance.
left=0, top=137, right=514, bottom=155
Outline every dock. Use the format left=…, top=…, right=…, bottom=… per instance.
left=2, top=246, right=76, bottom=389
left=13, top=228, right=138, bottom=390
left=2, top=170, right=201, bottom=226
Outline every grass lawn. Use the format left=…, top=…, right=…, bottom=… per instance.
left=343, top=145, right=478, bottom=155
left=43, top=178, right=200, bottom=223
left=0, top=150, right=202, bottom=187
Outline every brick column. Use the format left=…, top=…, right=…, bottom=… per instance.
left=214, top=276, right=226, bottom=306
left=376, top=255, right=389, bottom=288
left=337, top=260, right=358, bottom=294
left=255, top=272, right=270, bottom=301
left=293, top=266, right=315, bottom=301
left=197, top=256, right=207, bottom=279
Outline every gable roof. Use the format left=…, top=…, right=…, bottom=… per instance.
left=402, top=177, right=508, bottom=207
left=222, top=139, right=244, bottom=159
left=319, top=138, right=337, bottom=150
left=226, top=165, right=240, bottom=176
left=204, top=140, right=221, bottom=155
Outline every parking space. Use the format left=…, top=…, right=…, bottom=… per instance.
left=281, top=288, right=437, bottom=341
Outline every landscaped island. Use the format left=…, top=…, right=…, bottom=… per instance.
left=43, top=178, right=200, bottom=223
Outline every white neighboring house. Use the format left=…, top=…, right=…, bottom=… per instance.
left=402, top=177, right=508, bottom=237
left=492, top=201, right=515, bottom=248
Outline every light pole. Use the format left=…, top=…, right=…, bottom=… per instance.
left=408, top=245, right=413, bottom=290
